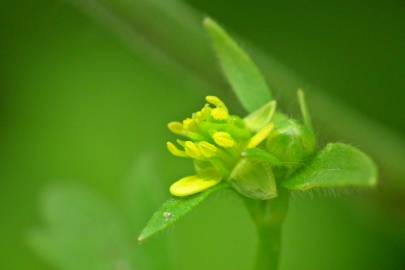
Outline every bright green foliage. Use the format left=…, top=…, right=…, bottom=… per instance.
left=203, top=18, right=272, bottom=112
left=138, top=183, right=228, bottom=242
left=283, top=143, right=377, bottom=190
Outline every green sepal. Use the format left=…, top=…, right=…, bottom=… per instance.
left=229, top=158, right=277, bottom=200
left=283, top=143, right=378, bottom=190
left=138, top=183, right=228, bottom=242
left=297, top=89, right=313, bottom=131
left=244, top=100, right=277, bottom=132
left=241, top=148, right=282, bottom=166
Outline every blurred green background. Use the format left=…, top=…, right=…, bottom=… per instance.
left=1, top=0, right=404, bottom=269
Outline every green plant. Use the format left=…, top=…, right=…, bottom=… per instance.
left=138, top=18, right=377, bottom=270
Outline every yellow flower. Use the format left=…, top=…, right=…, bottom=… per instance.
left=166, top=96, right=276, bottom=197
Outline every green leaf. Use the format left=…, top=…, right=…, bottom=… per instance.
left=203, top=17, right=272, bottom=112
left=138, top=183, right=228, bottom=242
left=283, top=143, right=378, bottom=190
left=229, top=158, right=278, bottom=200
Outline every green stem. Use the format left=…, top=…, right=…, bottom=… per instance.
left=244, top=189, right=290, bottom=270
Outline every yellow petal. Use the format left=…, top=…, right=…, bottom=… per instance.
left=247, top=123, right=274, bottom=149
left=212, top=131, right=235, bottom=148
left=170, top=175, right=221, bottom=197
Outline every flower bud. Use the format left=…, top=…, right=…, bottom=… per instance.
left=266, top=118, right=316, bottom=176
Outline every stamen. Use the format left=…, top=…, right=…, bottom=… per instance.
left=166, top=142, right=187, bottom=157
left=198, top=141, right=218, bottom=158
left=213, top=132, right=236, bottom=148
left=247, top=123, right=274, bottom=149
left=182, top=118, right=196, bottom=130
left=184, top=141, right=204, bottom=160
left=176, top=139, right=186, bottom=146
left=211, top=107, right=229, bottom=120
left=194, top=105, right=212, bottom=123
left=206, top=96, right=226, bottom=108
left=168, top=121, right=183, bottom=135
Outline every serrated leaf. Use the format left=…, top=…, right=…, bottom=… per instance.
left=138, top=183, right=228, bottom=242
left=283, top=143, right=377, bottom=190
left=203, top=17, right=272, bottom=112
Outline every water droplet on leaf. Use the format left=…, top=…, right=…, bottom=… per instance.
left=163, top=211, right=173, bottom=221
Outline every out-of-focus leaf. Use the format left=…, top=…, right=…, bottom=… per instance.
left=29, top=153, right=174, bottom=270
left=138, top=183, right=228, bottom=242
left=203, top=17, right=272, bottom=112
left=122, top=153, right=173, bottom=270
left=28, top=186, right=136, bottom=270
left=283, top=143, right=377, bottom=190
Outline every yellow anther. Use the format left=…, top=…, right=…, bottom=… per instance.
left=194, top=105, right=212, bottom=123
left=168, top=121, right=183, bottom=135
left=198, top=141, right=218, bottom=158
left=182, top=118, right=196, bottom=130
left=206, top=96, right=225, bottom=108
left=184, top=141, right=204, bottom=160
left=166, top=142, right=187, bottom=157
left=201, top=104, right=212, bottom=114
left=169, top=174, right=221, bottom=197
left=211, top=107, right=229, bottom=120
left=247, top=123, right=274, bottom=149
left=206, top=96, right=229, bottom=121
left=212, top=132, right=236, bottom=148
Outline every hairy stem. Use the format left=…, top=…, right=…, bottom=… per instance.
left=245, top=189, right=290, bottom=270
